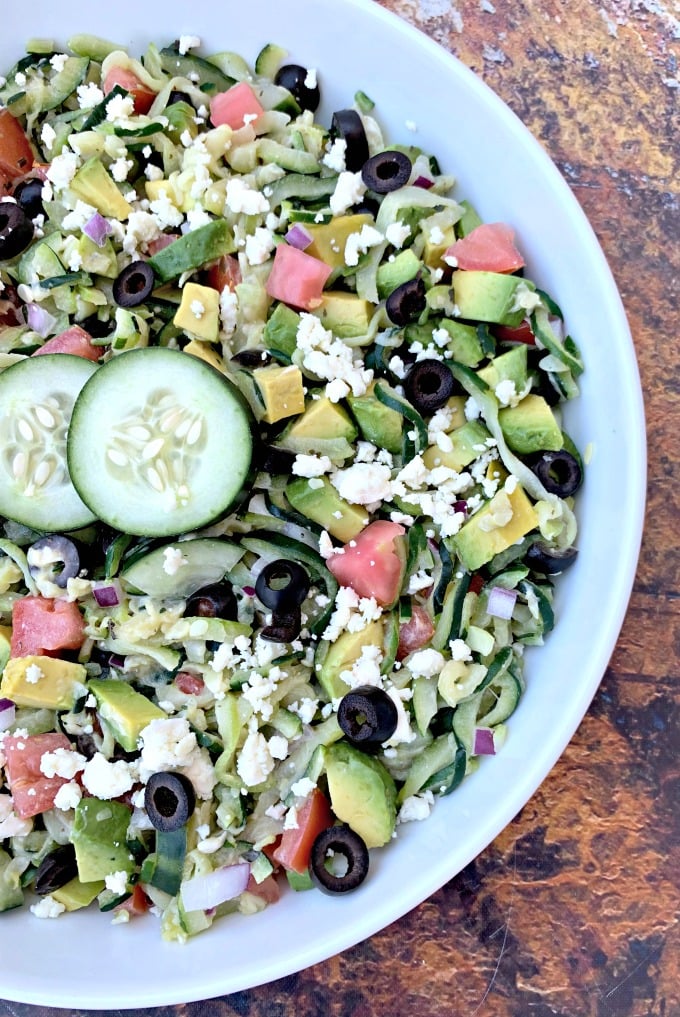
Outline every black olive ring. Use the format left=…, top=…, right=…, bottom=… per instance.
left=309, top=825, right=370, bottom=895
left=275, top=64, right=320, bottom=113
left=34, top=844, right=79, bottom=895
left=112, top=260, right=156, bottom=308
left=27, top=535, right=81, bottom=589
left=255, top=559, right=310, bottom=612
left=385, top=276, right=427, bottom=327
left=530, top=449, right=583, bottom=497
left=330, top=109, right=369, bottom=172
left=261, top=606, right=302, bottom=643
left=337, top=685, right=399, bottom=750
left=526, top=541, right=578, bottom=575
left=144, top=771, right=196, bottom=832
left=404, top=358, right=456, bottom=415
left=361, top=150, right=412, bottom=193
left=186, top=582, right=238, bottom=621
left=0, top=202, right=34, bottom=260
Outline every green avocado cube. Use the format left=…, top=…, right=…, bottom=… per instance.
left=87, top=678, right=165, bottom=752
left=71, top=798, right=134, bottom=883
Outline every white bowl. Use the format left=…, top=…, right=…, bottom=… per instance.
left=0, top=0, right=645, bottom=1007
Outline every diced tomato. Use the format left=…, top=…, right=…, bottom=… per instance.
left=492, top=320, right=536, bottom=345
left=271, top=788, right=335, bottom=874
left=4, top=732, right=72, bottom=818
left=210, top=81, right=264, bottom=130
left=265, top=243, right=332, bottom=311
left=444, top=222, right=524, bottom=274
left=246, top=873, right=281, bottom=904
left=114, top=883, right=151, bottom=916
left=327, top=520, right=406, bottom=608
left=174, top=671, right=205, bottom=696
left=205, top=253, right=242, bottom=293
left=469, top=573, right=485, bottom=595
left=102, top=67, right=156, bottom=115
left=397, top=605, right=436, bottom=661
left=32, top=325, right=101, bottom=362
left=145, top=233, right=179, bottom=256
left=0, top=109, right=34, bottom=181
left=10, top=596, right=86, bottom=658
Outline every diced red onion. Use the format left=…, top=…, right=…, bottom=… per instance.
left=26, top=303, right=57, bottom=338
left=83, top=212, right=112, bottom=248
left=108, top=654, right=126, bottom=669
left=285, top=223, right=313, bottom=250
left=473, top=727, right=496, bottom=755
left=0, top=699, right=16, bottom=732
left=487, top=585, right=517, bottom=620
left=242, top=586, right=256, bottom=597
left=453, top=500, right=467, bottom=515
left=180, top=863, right=250, bottom=912
left=92, top=581, right=123, bottom=607
left=414, top=175, right=434, bottom=189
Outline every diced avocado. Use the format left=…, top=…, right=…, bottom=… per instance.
left=173, top=282, right=220, bottom=342
left=312, top=291, right=373, bottom=338
left=452, top=270, right=527, bottom=327
left=51, top=876, right=105, bottom=911
left=183, top=339, right=226, bottom=373
left=71, top=797, right=134, bottom=883
left=453, top=484, right=539, bottom=570
left=435, top=319, right=484, bottom=367
left=305, top=214, right=373, bottom=269
left=325, top=742, right=397, bottom=848
left=254, top=364, right=306, bottom=424
left=71, top=157, right=132, bottom=220
left=498, top=394, right=564, bottom=455
left=456, top=200, right=483, bottom=237
left=286, top=477, right=369, bottom=542
left=0, top=625, right=11, bottom=673
left=263, top=302, right=301, bottom=358
left=376, top=248, right=421, bottom=300
left=87, top=678, right=165, bottom=753
left=347, top=384, right=403, bottom=454
left=423, top=419, right=490, bottom=472
left=477, top=343, right=528, bottom=391
left=147, top=220, right=236, bottom=283
left=1, top=655, right=86, bottom=710
left=285, top=396, right=357, bottom=442
left=316, top=618, right=385, bottom=700
left=76, top=235, right=118, bottom=278
left=423, top=225, right=455, bottom=269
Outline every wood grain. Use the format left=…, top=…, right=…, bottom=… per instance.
left=1, top=1, right=677, bottom=1015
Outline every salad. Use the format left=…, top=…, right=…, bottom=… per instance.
left=0, top=33, right=584, bottom=938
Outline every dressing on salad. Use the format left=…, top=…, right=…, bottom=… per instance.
left=0, top=33, right=584, bottom=938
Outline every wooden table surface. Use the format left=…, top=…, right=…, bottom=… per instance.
left=2, top=1, right=677, bottom=1015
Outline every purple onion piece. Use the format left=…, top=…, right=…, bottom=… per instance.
left=413, top=175, right=434, bottom=189
left=473, top=727, right=496, bottom=755
left=92, top=581, right=122, bottom=607
left=26, top=302, right=57, bottom=338
left=0, top=699, right=16, bottom=732
left=487, top=585, right=518, bottom=620
left=180, top=862, right=250, bottom=912
left=83, top=212, right=112, bottom=248
left=285, top=223, right=313, bottom=250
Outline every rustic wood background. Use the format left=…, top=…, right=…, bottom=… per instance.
left=1, top=0, right=677, bottom=1014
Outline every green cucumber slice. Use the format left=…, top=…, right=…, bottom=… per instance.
left=0, top=354, right=98, bottom=531
left=67, top=347, right=253, bottom=537
left=121, top=537, right=245, bottom=599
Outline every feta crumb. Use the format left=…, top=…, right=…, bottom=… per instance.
left=331, top=462, right=392, bottom=506
left=162, top=546, right=188, bottom=575
left=50, top=53, right=69, bottom=73
left=40, top=122, right=56, bottom=153
left=385, top=221, right=412, bottom=248
left=178, top=35, right=201, bottom=55
left=344, top=223, right=384, bottom=267
left=77, top=82, right=104, bottom=109
left=398, top=790, right=434, bottom=823
left=81, top=753, right=136, bottom=799
left=236, top=724, right=275, bottom=786
left=105, top=93, right=135, bottom=122
left=30, top=896, right=66, bottom=919
left=322, top=137, right=347, bottom=172
left=292, top=453, right=333, bottom=478
left=40, top=747, right=87, bottom=780
left=53, top=781, right=83, bottom=811
left=190, top=299, right=205, bottom=320
left=290, top=776, right=316, bottom=799
left=24, top=663, right=44, bottom=685
left=329, top=171, right=366, bottom=216
left=406, top=648, right=446, bottom=678
left=105, top=870, right=129, bottom=896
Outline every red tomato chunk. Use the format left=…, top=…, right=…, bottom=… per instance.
left=265, top=243, right=332, bottom=310
left=11, top=596, right=86, bottom=658
left=271, top=788, right=334, bottom=874
left=32, top=324, right=100, bottom=362
left=103, top=67, right=156, bottom=115
left=327, top=521, right=406, bottom=607
left=210, top=81, right=264, bottom=130
left=445, top=222, right=525, bottom=274
left=4, top=732, right=72, bottom=818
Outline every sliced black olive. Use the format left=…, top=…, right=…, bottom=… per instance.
left=309, top=825, right=370, bottom=895
left=34, top=844, right=79, bottom=895
left=404, top=359, right=456, bottom=415
left=79, top=312, right=115, bottom=340
left=261, top=607, right=302, bottom=643
left=530, top=449, right=583, bottom=497
left=274, top=64, right=320, bottom=112
left=167, top=89, right=194, bottom=106
left=13, top=177, right=45, bottom=220
left=256, top=559, right=310, bottom=611
left=0, top=202, right=34, bottom=260
left=385, top=276, right=427, bottom=326
left=330, top=109, right=369, bottom=172
left=337, top=685, right=399, bottom=750
left=186, top=582, right=238, bottom=620
left=144, top=771, right=196, bottom=832
left=257, top=444, right=297, bottom=475
left=353, top=195, right=380, bottom=218
left=361, top=150, right=412, bottom=193
left=112, top=260, right=155, bottom=307
left=27, top=535, right=81, bottom=589
left=231, top=349, right=271, bottom=368
left=526, top=541, right=578, bottom=574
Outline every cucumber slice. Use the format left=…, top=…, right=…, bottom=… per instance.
left=67, top=348, right=253, bottom=537
left=0, top=354, right=99, bottom=532
left=121, top=538, right=245, bottom=599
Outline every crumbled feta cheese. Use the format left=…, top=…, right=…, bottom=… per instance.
left=105, top=93, right=135, bottom=122
left=53, top=781, right=83, bottom=811
left=398, top=790, right=434, bottom=823
left=407, top=569, right=434, bottom=594
left=406, top=648, right=446, bottom=678
left=24, top=663, right=44, bottom=685
left=236, top=723, right=275, bottom=787
left=383, top=686, right=417, bottom=746
left=449, top=638, right=472, bottom=661
left=296, top=313, right=373, bottom=402
left=122, top=210, right=162, bottom=256
left=385, top=221, right=412, bottom=248
left=245, top=226, right=275, bottom=266
left=162, top=546, right=188, bottom=575
left=50, top=54, right=69, bottom=73
left=290, top=776, right=316, bottom=799
left=81, top=753, right=137, bottom=799
left=105, top=870, right=129, bottom=896
left=46, top=152, right=79, bottom=192
left=219, top=288, right=239, bottom=338
left=331, top=462, right=392, bottom=506
left=190, top=299, right=205, bottom=320
left=329, top=171, right=366, bottom=215
left=149, top=189, right=183, bottom=229
left=344, top=223, right=384, bottom=267
left=292, top=453, right=333, bottom=478
left=225, top=177, right=270, bottom=215
left=30, top=896, right=66, bottom=919
left=138, top=717, right=197, bottom=774
left=40, top=747, right=87, bottom=780
left=340, top=643, right=383, bottom=689
left=322, top=137, right=347, bottom=172
left=268, top=735, right=289, bottom=761
left=178, top=35, right=201, bottom=55
left=76, top=82, right=104, bottom=109
left=40, top=122, right=56, bottom=153
left=110, top=156, right=134, bottom=183
left=0, top=797, right=32, bottom=838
